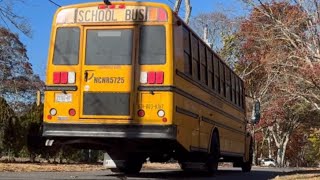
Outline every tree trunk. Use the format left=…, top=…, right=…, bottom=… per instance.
left=252, top=128, right=257, bottom=165
left=275, top=134, right=290, bottom=167
left=267, top=136, right=272, bottom=158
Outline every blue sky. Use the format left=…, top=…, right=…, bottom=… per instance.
left=16, top=0, right=243, bottom=80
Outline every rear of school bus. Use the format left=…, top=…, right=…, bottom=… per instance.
left=42, top=1, right=178, bottom=173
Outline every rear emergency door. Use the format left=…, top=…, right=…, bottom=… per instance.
left=80, top=26, right=136, bottom=120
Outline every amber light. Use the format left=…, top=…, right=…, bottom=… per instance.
left=147, top=7, right=168, bottom=22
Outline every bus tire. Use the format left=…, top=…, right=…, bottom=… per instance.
left=241, top=138, right=253, bottom=172
left=206, top=130, right=220, bottom=174
left=116, top=157, right=144, bottom=174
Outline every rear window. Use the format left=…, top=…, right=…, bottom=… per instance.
left=53, top=27, right=80, bottom=65
left=86, top=29, right=133, bottom=65
left=139, top=26, right=166, bottom=65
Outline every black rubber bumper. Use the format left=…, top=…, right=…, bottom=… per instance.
left=42, top=123, right=177, bottom=140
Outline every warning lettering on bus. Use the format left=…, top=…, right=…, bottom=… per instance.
left=76, top=6, right=147, bottom=23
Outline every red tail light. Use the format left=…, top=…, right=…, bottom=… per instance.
left=69, top=109, right=76, bottom=116
left=138, top=109, right=145, bottom=117
left=53, top=72, right=61, bottom=84
left=60, top=72, right=68, bottom=84
left=156, top=72, right=164, bottom=84
left=162, top=118, right=168, bottom=122
left=147, top=72, right=156, bottom=84
left=141, top=71, right=164, bottom=84
left=53, top=71, right=76, bottom=84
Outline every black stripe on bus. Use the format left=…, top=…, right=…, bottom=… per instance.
left=176, top=70, right=245, bottom=112
left=138, top=86, right=174, bottom=91
left=221, top=151, right=244, bottom=157
left=45, top=85, right=78, bottom=91
left=190, top=146, right=208, bottom=152
left=176, top=107, right=199, bottom=119
left=201, top=116, right=245, bottom=135
left=139, top=86, right=244, bottom=124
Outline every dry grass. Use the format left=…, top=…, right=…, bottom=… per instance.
left=0, top=163, right=104, bottom=172
left=273, top=174, right=320, bottom=180
left=273, top=168, right=320, bottom=180
left=0, top=162, right=180, bottom=172
left=143, top=162, right=180, bottom=170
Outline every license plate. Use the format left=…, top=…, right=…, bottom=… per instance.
left=55, top=93, right=72, bottom=103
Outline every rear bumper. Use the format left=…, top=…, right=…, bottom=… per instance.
left=42, top=123, right=177, bottom=140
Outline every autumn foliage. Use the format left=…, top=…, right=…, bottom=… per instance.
left=231, top=0, right=320, bottom=167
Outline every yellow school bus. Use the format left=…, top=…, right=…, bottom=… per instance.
left=42, top=1, right=256, bottom=174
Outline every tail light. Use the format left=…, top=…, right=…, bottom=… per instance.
left=53, top=72, right=76, bottom=84
left=60, top=72, right=68, bottom=84
left=147, top=72, right=156, bottom=84
left=140, top=71, right=164, bottom=84
left=138, top=109, right=145, bottom=117
left=69, top=108, right=76, bottom=116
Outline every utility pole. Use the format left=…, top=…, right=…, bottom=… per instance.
left=174, top=0, right=192, bottom=24
left=184, top=0, right=191, bottom=24
left=174, top=0, right=182, bottom=13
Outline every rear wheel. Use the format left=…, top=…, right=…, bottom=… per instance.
left=111, top=155, right=145, bottom=174
left=206, top=131, right=220, bottom=174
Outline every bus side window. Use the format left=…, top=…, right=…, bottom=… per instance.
left=206, top=48, right=213, bottom=89
left=235, top=77, right=239, bottom=106
left=219, top=61, right=225, bottom=97
left=213, top=55, right=220, bottom=93
left=231, top=72, right=236, bottom=104
left=191, top=34, right=200, bottom=81
left=183, top=26, right=192, bottom=75
left=225, top=67, right=231, bottom=101
left=240, top=80, right=244, bottom=108
left=200, top=43, right=207, bottom=85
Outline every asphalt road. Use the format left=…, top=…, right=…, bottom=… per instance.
left=0, top=167, right=307, bottom=180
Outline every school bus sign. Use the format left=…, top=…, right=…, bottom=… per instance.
left=56, top=5, right=168, bottom=24
left=75, top=6, right=166, bottom=23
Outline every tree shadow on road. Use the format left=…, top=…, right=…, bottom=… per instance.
left=101, top=168, right=293, bottom=180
